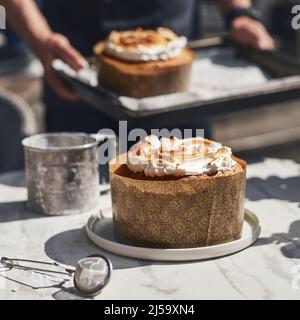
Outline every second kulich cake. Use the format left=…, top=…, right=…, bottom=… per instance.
left=94, top=28, right=195, bottom=98
left=110, top=136, right=247, bottom=249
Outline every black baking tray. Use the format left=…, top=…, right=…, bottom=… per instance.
left=53, top=36, right=300, bottom=129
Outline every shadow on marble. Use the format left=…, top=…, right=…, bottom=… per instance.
left=52, top=287, right=92, bottom=300
left=44, top=227, right=151, bottom=270
left=0, top=200, right=46, bottom=222
left=254, top=220, right=300, bottom=259
left=0, top=171, right=26, bottom=187
left=44, top=226, right=236, bottom=272
left=0, top=271, right=68, bottom=291
left=247, top=176, right=300, bottom=203
left=0, top=269, right=91, bottom=300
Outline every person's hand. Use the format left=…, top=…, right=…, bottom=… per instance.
left=229, top=16, right=276, bottom=51
left=36, top=33, right=88, bottom=101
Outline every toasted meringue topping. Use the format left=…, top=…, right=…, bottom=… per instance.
left=127, top=135, right=237, bottom=177
left=105, top=28, right=187, bottom=62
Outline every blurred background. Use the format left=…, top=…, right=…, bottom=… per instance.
left=0, top=0, right=299, bottom=174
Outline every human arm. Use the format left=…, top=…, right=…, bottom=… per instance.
left=217, top=0, right=275, bottom=51
left=0, top=0, right=88, bottom=101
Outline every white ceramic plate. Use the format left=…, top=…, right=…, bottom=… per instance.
left=86, top=208, right=261, bottom=262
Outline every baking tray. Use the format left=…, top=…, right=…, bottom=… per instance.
left=53, top=36, right=300, bottom=128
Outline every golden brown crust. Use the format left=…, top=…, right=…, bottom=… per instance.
left=104, top=28, right=184, bottom=51
left=94, top=41, right=106, bottom=56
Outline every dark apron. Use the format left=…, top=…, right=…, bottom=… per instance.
left=42, top=0, right=211, bottom=137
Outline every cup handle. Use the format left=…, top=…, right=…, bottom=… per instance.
left=90, top=133, right=117, bottom=187
left=90, top=133, right=117, bottom=143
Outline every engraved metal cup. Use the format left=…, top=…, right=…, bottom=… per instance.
left=22, top=132, right=101, bottom=216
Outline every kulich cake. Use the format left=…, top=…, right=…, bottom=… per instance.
left=110, top=136, right=247, bottom=249
left=94, top=28, right=195, bottom=98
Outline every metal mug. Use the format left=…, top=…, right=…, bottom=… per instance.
left=22, top=132, right=114, bottom=216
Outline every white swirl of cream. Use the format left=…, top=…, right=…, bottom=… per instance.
left=127, top=135, right=237, bottom=177
left=105, top=28, right=187, bottom=62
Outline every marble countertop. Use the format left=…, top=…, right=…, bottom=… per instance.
left=0, top=158, right=300, bottom=300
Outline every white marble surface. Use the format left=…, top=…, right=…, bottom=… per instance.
left=0, top=158, right=300, bottom=300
